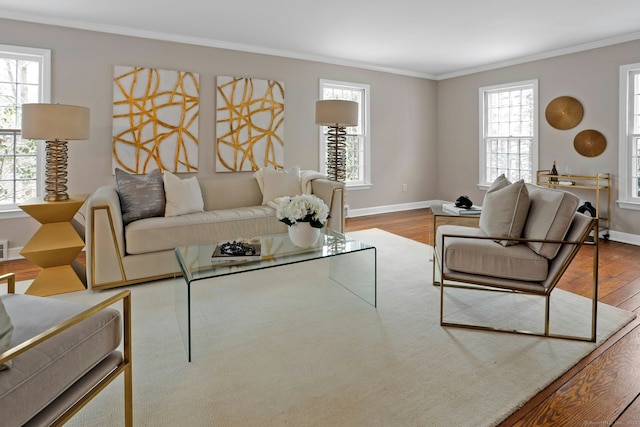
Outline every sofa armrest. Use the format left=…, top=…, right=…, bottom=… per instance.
left=86, top=186, right=127, bottom=289
left=311, top=179, right=345, bottom=232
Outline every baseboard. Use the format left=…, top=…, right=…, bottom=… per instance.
left=608, top=230, right=640, bottom=246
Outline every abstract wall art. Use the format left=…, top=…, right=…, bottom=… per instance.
left=216, top=76, right=284, bottom=172
left=113, top=66, right=200, bottom=173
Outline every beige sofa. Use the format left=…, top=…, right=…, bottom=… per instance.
left=86, top=174, right=344, bottom=290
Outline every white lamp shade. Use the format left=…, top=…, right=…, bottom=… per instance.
left=21, top=103, right=90, bottom=140
left=315, top=100, right=358, bottom=126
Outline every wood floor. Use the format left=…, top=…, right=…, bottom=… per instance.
left=3, top=208, right=640, bottom=425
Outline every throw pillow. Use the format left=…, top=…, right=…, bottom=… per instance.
left=523, top=184, right=580, bottom=259
left=163, top=171, right=204, bottom=217
left=259, top=166, right=301, bottom=205
left=479, top=175, right=530, bottom=246
left=0, top=297, right=13, bottom=370
left=115, top=168, right=166, bottom=225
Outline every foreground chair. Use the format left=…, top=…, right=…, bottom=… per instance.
left=433, top=179, right=599, bottom=342
left=0, top=273, right=132, bottom=426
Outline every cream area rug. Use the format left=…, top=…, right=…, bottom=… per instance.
left=39, top=228, right=634, bottom=427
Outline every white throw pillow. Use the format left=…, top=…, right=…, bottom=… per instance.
left=163, top=171, right=204, bottom=217
left=259, top=166, right=301, bottom=205
left=0, top=297, right=13, bottom=370
left=479, top=175, right=530, bottom=246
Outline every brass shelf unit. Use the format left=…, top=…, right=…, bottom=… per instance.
left=536, top=170, right=610, bottom=240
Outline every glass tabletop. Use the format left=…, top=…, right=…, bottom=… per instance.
left=174, top=228, right=374, bottom=284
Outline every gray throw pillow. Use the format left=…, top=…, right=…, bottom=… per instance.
left=115, top=168, right=166, bottom=225
left=479, top=175, right=530, bottom=246
left=0, top=297, right=13, bottom=370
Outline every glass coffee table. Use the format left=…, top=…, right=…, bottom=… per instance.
left=174, top=228, right=376, bottom=361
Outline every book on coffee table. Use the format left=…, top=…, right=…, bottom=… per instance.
left=212, top=242, right=262, bottom=261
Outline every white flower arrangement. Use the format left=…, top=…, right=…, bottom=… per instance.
left=276, top=194, right=329, bottom=229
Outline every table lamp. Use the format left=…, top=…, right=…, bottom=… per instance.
left=315, top=100, right=358, bottom=182
left=21, top=103, right=90, bottom=202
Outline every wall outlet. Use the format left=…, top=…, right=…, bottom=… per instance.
left=344, top=205, right=350, bottom=218
left=0, top=240, right=7, bottom=261
left=402, top=183, right=408, bottom=192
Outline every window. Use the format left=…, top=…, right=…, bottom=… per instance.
left=319, top=79, right=371, bottom=188
left=0, top=44, right=50, bottom=212
left=618, top=63, right=640, bottom=210
left=479, top=80, right=538, bottom=187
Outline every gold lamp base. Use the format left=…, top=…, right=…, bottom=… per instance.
left=44, top=139, right=69, bottom=202
left=326, top=125, right=347, bottom=182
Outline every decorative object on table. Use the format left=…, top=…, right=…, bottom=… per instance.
left=454, top=195, right=473, bottom=209
left=315, top=100, right=358, bottom=182
left=112, top=66, right=200, bottom=173
left=545, top=96, right=583, bottom=130
left=574, top=129, right=606, bottom=157
left=550, top=160, right=559, bottom=183
left=216, top=76, right=285, bottom=172
left=212, top=241, right=261, bottom=261
left=21, top=103, right=90, bottom=202
left=442, top=203, right=482, bottom=216
left=277, top=194, right=329, bottom=247
left=577, top=201, right=597, bottom=217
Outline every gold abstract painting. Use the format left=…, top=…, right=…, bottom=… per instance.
left=113, top=66, right=199, bottom=173
left=216, top=76, right=284, bottom=172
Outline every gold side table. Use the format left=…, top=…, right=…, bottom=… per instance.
left=19, top=194, right=89, bottom=296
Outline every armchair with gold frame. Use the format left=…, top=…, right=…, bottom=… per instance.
left=0, top=273, right=132, bottom=426
left=433, top=200, right=599, bottom=343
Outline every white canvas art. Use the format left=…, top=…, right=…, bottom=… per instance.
left=216, top=76, right=284, bottom=172
left=113, top=66, right=200, bottom=173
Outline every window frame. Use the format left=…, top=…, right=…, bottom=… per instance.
left=318, top=79, right=371, bottom=190
left=0, top=44, right=50, bottom=217
left=478, top=79, right=539, bottom=189
left=618, top=62, right=640, bottom=210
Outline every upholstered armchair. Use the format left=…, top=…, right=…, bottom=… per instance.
left=0, top=273, right=132, bottom=426
left=433, top=176, right=599, bottom=342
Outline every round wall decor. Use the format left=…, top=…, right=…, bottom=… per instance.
left=574, top=129, right=606, bottom=157
left=545, top=96, right=584, bottom=130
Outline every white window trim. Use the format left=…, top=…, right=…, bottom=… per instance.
left=477, top=79, right=539, bottom=190
left=0, top=44, right=51, bottom=218
left=618, top=62, right=640, bottom=210
left=318, top=79, right=372, bottom=190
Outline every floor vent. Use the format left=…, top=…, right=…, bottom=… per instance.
left=0, top=240, right=7, bottom=261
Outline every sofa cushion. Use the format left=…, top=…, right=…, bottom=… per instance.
left=258, top=166, right=301, bottom=205
left=0, top=297, right=13, bottom=370
left=163, top=171, right=204, bottom=217
left=438, top=225, right=549, bottom=282
left=0, top=294, right=121, bottom=427
left=116, top=168, right=166, bottom=225
left=523, top=185, right=579, bottom=259
left=479, top=175, right=530, bottom=246
left=125, top=205, right=287, bottom=254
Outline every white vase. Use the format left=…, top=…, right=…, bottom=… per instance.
left=288, top=222, right=321, bottom=248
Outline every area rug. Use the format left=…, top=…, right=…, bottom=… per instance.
left=42, top=229, right=634, bottom=426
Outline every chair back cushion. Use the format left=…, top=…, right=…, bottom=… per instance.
left=523, top=184, right=579, bottom=259
left=479, top=175, right=530, bottom=246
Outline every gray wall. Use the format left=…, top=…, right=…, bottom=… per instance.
left=437, top=39, right=640, bottom=239
left=0, top=18, right=438, bottom=251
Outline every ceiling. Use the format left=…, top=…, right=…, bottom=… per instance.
left=2, top=0, right=640, bottom=79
